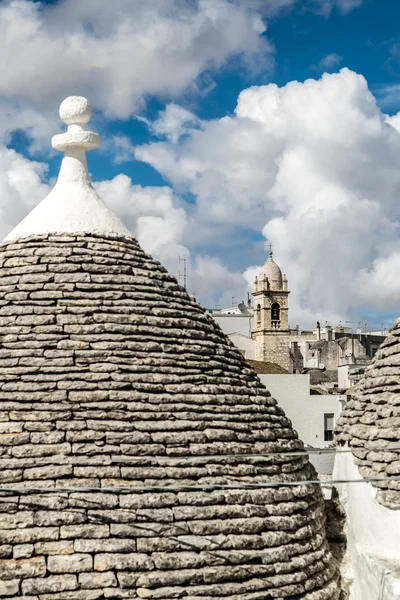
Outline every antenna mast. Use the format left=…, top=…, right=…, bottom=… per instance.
left=179, top=256, right=187, bottom=289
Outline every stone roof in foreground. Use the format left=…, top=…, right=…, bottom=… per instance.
left=335, top=320, right=400, bottom=509
left=0, top=97, right=339, bottom=598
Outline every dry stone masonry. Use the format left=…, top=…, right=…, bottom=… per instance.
left=0, top=97, right=339, bottom=598
left=336, top=320, right=400, bottom=509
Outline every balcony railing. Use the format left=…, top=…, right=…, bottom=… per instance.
left=271, top=320, right=281, bottom=329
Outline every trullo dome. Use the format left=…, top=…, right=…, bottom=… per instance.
left=0, top=97, right=338, bottom=599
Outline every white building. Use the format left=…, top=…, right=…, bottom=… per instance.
left=338, top=364, right=369, bottom=389
left=259, top=373, right=345, bottom=474
left=210, top=301, right=256, bottom=359
left=210, top=302, right=253, bottom=335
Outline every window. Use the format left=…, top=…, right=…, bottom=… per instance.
left=256, top=304, right=261, bottom=324
left=324, top=413, right=334, bottom=442
left=271, top=302, right=280, bottom=321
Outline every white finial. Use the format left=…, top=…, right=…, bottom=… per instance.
left=2, top=96, right=131, bottom=243
left=52, top=96, right=99, bottom=153
left=59, top=96, right=92, bottom=125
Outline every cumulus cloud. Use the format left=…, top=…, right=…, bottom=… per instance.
left=357, top=253, right=400, bottom=310
left=375, top=84, right=400, bottom=110
left=95, top=175, right=188, bottom=257
left=0, top=0, right=271, bottom=122
left=0, top=146, right=49, bottom=239
left=107, top=136, right=136, bottom=165
left=312, top=53, right=343, bottom=71
left=0, top=0, right=365, bottom=153
left=135, top=68, right=400, bottom=326
left=151, top=104, right=201, bottom=144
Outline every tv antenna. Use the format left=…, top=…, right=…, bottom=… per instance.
left=179, top=256, right=187, bottom=289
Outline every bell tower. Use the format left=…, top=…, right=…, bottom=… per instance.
left=252, top=250, right=291, bottom=371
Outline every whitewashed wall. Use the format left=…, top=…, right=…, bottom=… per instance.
left=227, top=333, right=256, bottom=359
left=333, top=452, right=400, bottom=600
left=259, top=374, right=345, bottom=474
left=212, top=313, right=253, bottom=338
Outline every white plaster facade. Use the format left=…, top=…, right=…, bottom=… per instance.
left=333, top=452, right=400, bottom=600
left=338, top=364, right=368, bottom=389
left=211, top=303, right=255, bottom=358
left=227, top=333, right=256, bottom=359
left=212, top=313, right=253, bottom=339
left=259, top=373, right=345, bottom=474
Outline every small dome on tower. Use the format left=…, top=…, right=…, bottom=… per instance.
left=259, top=249, right=283, bottom=291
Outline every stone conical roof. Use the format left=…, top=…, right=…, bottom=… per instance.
left=0, top=98, right=338, bottom=598
left=336, top=321, right=400, bottom=509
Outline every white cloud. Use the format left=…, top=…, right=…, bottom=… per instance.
left=0, top=146, right=49, bottom=240
left=374, top=84, right=400, bottom=110
left=357, top=253, right=400, bottom=310
left=108, top=136, right=136, bottom=165
left=135, top=68, right=400, bottom=326
left=311, top=0, right=363, bottom=16
left=0, top=98, right=56, bottom=153
left=0, top=0, right=365, bottom=152
left=312, top=53, right=343, bottom=71
left=335, top=0, right=364, bottom=12
left=94, top=175, right=188, bottom=255
left=152, top=104, right=200, bottom=144
left=0, top=0, right=271, bottom=122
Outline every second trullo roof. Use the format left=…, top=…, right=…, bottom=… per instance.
left=0, top=97, right=339, bottom=599
left=336, top=319, right=400, bottom=509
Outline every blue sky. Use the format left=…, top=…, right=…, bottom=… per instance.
left=1, top=0, right=400, bottom=329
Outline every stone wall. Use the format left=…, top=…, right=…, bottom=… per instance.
left=0, top=485, right=339, bottom=598
left=254, top=331, right=292, bottom=372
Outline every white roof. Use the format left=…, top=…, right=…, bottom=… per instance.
left=3, top=96, right=131, bottom=243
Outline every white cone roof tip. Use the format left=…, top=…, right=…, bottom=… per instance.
left=2, top=96, right=131, bottom=244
